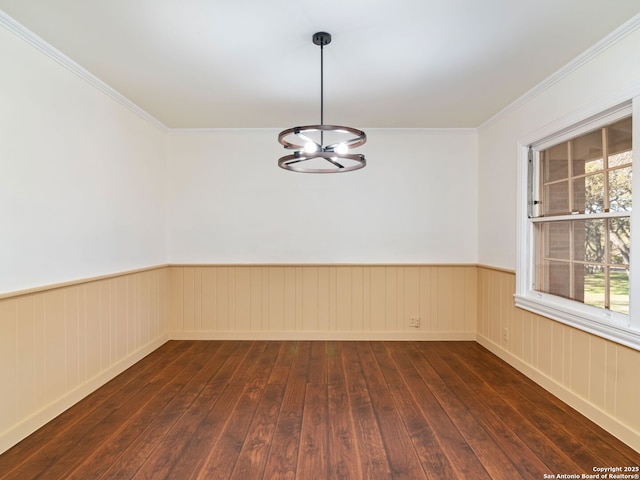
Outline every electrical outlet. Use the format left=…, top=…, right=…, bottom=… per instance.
left=502, top=327, right=509, bottom=342
left=410, top=317, right=421, bottom=328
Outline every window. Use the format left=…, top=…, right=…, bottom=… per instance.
left=516, top=99, right=640, bottom=350
left=534, top=116, right=632, bottom=313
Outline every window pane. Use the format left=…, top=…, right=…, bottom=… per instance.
left=572, top=129, right=602, bottom=175
left=572, top=219, right=605, bottom=263
left=583, top=265, right=606, bottom=309
left=610, top=267, right=630, bottom=314
left=543, top=143, right=568, bottom=182
left=585, top=158, right=604, bottom=172
left=607, top=117, right=632, bottom=158
left=542, top=221, right=571, bottom=259
left=609, top=150, right=632, bottom=167
left=572, top=177, right=586, bottom=213
left=610, top=217, right=630, bottom=265
left=544, top=181, right=569, bottom=215
left=574, top=174, right=604, bottom=213
left=609, top=166, right=632, bottom=212
left=542, top=260, right=571, bottom=299
left=572, top=263, right=585, bottom=302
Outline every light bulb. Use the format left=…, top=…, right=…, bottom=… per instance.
left=304, top=141, right=318, bottom=154
left=335, top=143, right=349, bottom=155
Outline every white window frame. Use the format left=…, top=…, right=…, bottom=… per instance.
left=515, top=95, right=640, bottom=351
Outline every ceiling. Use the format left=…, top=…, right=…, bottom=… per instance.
left=1, top=0, right=640, bottom=129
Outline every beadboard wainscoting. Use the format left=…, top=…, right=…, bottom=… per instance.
left=476, top=266, right=640, bottom=452
left=167, top=265, right=478, bottom=340
left=0, top=267, right=168, bottom=454
left=2, top=264, right=638, bottom=455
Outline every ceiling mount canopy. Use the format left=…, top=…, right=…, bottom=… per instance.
left=278, top=32, right=367, bottom=173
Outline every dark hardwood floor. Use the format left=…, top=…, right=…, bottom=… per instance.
left=0, top=340, right=638, bottom=479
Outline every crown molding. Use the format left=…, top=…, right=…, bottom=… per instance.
left=363, top=127, right=478, bottom=135
left=0, top=10, right=169, bottom=132
left=169, top=128, right=281, bottom=135
left=478, top=12, right=640, bottom=131
left=169, top=127, right=478, bottom=135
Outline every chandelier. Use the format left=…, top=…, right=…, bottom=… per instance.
left=278, top=32, right=367, bottom=173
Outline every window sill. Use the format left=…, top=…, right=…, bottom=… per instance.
left=514, top=293, right=640, bottom=351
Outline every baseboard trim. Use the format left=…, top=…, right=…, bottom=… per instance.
left=476, top=334, right=640, bottom=453
left=0, top=334, right=169, bottom=455
left=169, top=331, right=476, bottom=341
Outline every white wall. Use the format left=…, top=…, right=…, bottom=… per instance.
left=0, top=25, right=167, bottom=294
left=167, top=129, right=478, bottom=264
left=478, top=24, right=640, bottom=270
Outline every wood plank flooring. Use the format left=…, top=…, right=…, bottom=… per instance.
left=0, top=341, right=638, bottom=479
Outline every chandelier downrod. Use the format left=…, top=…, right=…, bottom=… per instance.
left=321, top=40, right=324, bottom=145
left=314, top=32, right=330, bottom=145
